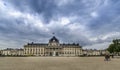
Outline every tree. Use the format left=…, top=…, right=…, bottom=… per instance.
left=107, top=44, right=115, bottom=53
left=107, top=39, right=120, bottom=55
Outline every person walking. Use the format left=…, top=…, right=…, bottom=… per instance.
left=104, top=54, right=110, bottom=61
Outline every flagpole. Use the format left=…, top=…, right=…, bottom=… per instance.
left=52, top=32, right=55, bottom=36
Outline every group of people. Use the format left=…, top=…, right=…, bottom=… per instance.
left=104, top=54, right=114, bottom=61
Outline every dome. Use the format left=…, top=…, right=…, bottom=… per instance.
left=49, top=36, right=59, bottom=43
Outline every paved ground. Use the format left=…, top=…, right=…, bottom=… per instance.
left=0, top=57, right=120, bottom=70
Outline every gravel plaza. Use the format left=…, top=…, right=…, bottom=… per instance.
left=0, top=57, right=120, bottom=70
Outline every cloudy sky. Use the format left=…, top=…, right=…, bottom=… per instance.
left=0, top=0, right=120, bottom=49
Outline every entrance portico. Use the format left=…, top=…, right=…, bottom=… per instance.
left=53, top=51, right=56, bottom=56
left=47, top=48, right=61, bottom=56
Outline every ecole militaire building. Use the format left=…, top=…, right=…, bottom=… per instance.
left=24, top=36, right=83, bottom=56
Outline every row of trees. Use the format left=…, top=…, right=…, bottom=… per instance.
left=107, top=39, right=120, bottom=55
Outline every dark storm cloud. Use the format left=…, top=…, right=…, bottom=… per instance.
left=4, top=0, right=103, bottom=22
left=88, top=0, right=120, bottom=34
left=0, top=0, right=120, bottom=49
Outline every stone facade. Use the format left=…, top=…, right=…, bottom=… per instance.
left=24, top=36, right=83, bottom=56
left=83, top=49, right=107, bottom=56
left=1, top=48, right=24, bottom=56
left=0, top=36, right=108, bottom=57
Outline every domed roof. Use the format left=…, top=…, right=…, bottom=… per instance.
left=49, top=36, right=59, bottom=43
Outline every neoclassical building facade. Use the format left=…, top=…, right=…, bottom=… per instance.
left=24, top=36, right=83, bottom=56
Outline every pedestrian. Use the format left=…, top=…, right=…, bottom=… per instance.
left=104, top=54, right=110, bottom=61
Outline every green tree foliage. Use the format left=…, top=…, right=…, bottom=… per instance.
left=107, top=39, right=120, bottom=54
left=107, top=44, right=115, bottom=53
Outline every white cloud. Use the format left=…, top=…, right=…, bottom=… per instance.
left=101, top=32, right=120, bottom=40
left=8, top=11, right=22, bottom=18
left=89, top=32, right=120, bottom=42
left=91, top=12, right=99, bottom=18
left=55, top=0, right=73, bottom=6
left=68, top=23, right=85, bottom=31
left=83, top=42, right=110, bottom=50
left=60, top=17, right=70, bottom=25
left=0, top=0, right=5, bottom=9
